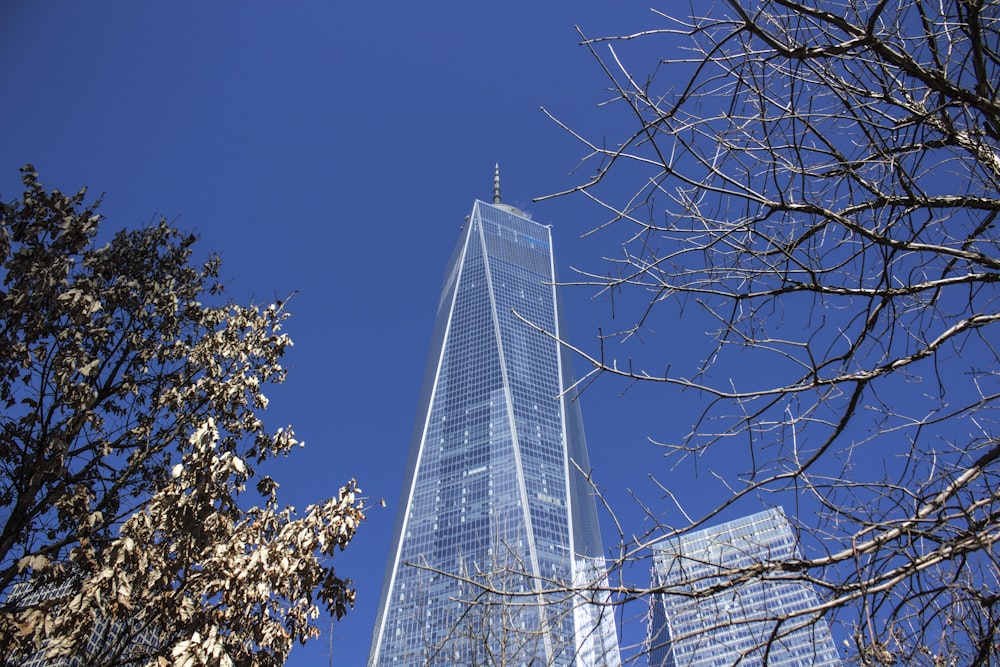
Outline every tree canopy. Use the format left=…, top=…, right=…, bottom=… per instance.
left=0, top=167, right=365, bottom=666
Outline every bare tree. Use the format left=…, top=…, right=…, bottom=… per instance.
left=536, top=1, right=1000, bottom=665
left=430, top=545, right=560, bottom=667
left=0, top=167, right=367, bottom=666
left=419, top=523, right=619, bottom=667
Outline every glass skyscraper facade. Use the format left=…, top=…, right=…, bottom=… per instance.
left=6, top=575, right=161, bottom=666
left=367, top=192, right=620, bottom=667
left=648, top=508, right=841, bottom=667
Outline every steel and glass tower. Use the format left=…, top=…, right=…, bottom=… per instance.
left=648, top=508, right=841, bottom=667
left=368, top=170, right=619, bottom=667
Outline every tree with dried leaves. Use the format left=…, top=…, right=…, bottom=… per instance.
left=0, top=167, right=366, bottom=667
left=535, top=1, right=999, bottom=665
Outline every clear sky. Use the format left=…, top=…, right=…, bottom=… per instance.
left=1, top=3, right=729, bottom=664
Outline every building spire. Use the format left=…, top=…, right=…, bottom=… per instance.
left=493, top=163, right=502, bottom=204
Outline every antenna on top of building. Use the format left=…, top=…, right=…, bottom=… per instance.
left=493, top=163, right=502, bottom=204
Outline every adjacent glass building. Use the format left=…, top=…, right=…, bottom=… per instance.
left=367, top=178, right=620, bottom=667
left=5, top=575, right=161, bottom=666
left=648, top=508, right=841, bottom=667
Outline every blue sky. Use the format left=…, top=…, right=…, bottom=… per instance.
left=2, top=3, right=727, bottom=664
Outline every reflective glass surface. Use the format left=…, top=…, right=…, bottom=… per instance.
left=649, top=508, right=841, bottom=667
left=368, top=202, right=619, bottom=667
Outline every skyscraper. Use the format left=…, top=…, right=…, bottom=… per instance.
left=647, top=508, right=841, bottom=667
left=367, top=171, right=619, bottom=667
left=5, top=574, right=162, bottom=666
